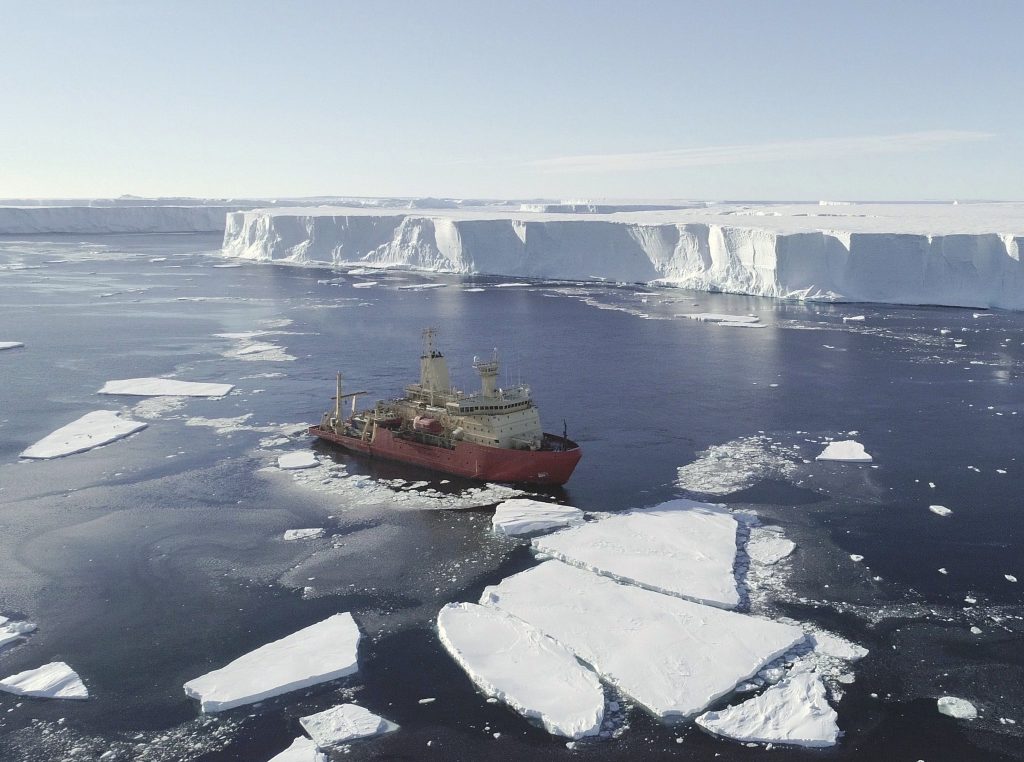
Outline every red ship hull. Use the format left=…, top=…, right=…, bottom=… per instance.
left=309, top=425, right=581, bottom=486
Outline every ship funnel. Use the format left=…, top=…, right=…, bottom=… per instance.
left=473, top=350, right=500, bottom=398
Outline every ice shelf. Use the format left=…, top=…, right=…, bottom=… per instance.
left=437, top=602, right=604, bottom=738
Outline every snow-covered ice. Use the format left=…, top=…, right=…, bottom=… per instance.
left=20, top=410, right=147, bottom=459
left=929, top=505, right=953, bottom=517
left=278, top=451, right=318, bottom=470
left=746, top=528, right=796, bottom=565
left=695, top=666, right=839, bottom=748
left=99, top=377, right=234, bottom=397
left=183, top=612, right=360, bottom=712
left=481, top=560, right=805, bottom=718
left=268, top=736, right=326, bottom=762
left=0, top=662, right=88, bottom=700
left=283, top=528, right=325, bottom=541
left=816, top=440, right=872, bottom=463
left=437, top=603, right=603, bottom=738
left=937, top=696, right=978, bottom=719
left=299, top=703, right=397, bottom=747
left=0, top=341, right=25, bottom=350
left=808, top=631, right=869, bottom=661
left=531, top=499, right=740, bottom=608
left=491, top=499, right=584, bottom=537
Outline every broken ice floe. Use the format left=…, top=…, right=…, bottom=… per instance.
left=99, top=377, right=234, bottom=397
left=481, top=560, right=805, bottom=718
left=20, top=410, right=147, bottom=459
left=746, top=527, right=796, bottom=566
left=0, top=616, right=38, bottom=651
left=131, top=395, right=187, bottom=419
left=816, top=440, right=872, bottom=463
left=928, top=505, right=953, bottom=517
left=0, top=341, right=25, bottom=350
left=532, top=499, right=740, bottom=609
left=0, top=662, right=88, bottom=700
left=437, top=602, right=604, bottom=738
left=695, top=664, right=839, bottom=748
left=491, top=498, right=584, bottom=537
left=937, top=696, right=977, bottom=719
left=269, top=736, right=327, bottom=762
left=676, top=436, right=798, bottom=495
left=278, top=451, right=318, bottom=470
left=299, top=703, right=398, bottom=748
left=183, top=612, right=360, bottom=712
left=283, top=528, right=325, bottom=541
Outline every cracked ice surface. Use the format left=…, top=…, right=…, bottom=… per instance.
left=437, top=602, right=604, bottom=738
left=480, top=560, right=805, bottom=719
left=531, top=499, right=740, bottom=608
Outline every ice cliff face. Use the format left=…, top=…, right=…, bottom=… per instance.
left=222, top=209, right=1024, bottom=310
left=0, top=205, right=242, bottom=234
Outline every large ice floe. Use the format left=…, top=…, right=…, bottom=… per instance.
left=299, top=703, right=398, bottom=748
left=99, top=377, right=234, bottom=397
left=695, top=663, right=839, bottom=748
left=221, top=202, right=1024, bottom=310
left=531, top=499, right=740, bottom=608
left=20, top=410, right=147, bottom=459
left=183, top=613, right=360, bottom=712
left=268, top=736, right=326, bottom=762
left=0, top=662, right=88, bottom=700
left=437, top=602, right=604, bottom=738
left=480, top=560, right=805, bottom=719
left=491, top=498, right=585, bottom=537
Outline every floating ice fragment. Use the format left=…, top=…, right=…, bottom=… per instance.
left=99, top=378, right=233, bottom=397
left=299, top=703, right=397, bottom=748
left=678, top=313, right=764, bottom=328
left=747, top=529, right=796, bottom=565
left=1006, top=574, right=1018, bottom=583
left=0, top=341, right=25, bottom=350
left=268, top=736, right=327, bottom=762
left=816, top=440, right=872, bottom=463
left=0, top=662, right=88, bottom=700
left=437, top=603, right=603, bottom=738
left=278, top=451, right=318, bottom=470
left=491, top=499, right=584, bottom=537
left=970, top=627, right=983, bottom=635
left=929, top=505, right=953, bottom=517
left=938, top=568, right=948, bottom=575
left=183, top=612, right=360, bottom=712
left=808, top=631, right=868, bottom=661
left=283, top=528, right=325, bottom=541
left=843, top=315, right=866, bottom=322
left=937, top=696, right=977, bottom=719
left=20, top=411, right=147, bottom=459
left=850, top=554, right=864, bottom=562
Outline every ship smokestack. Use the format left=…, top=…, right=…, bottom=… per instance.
left=473, top=350, right=500, bottom=398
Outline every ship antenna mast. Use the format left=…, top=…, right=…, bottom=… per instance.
left=335, top=372, right=342, bottom=421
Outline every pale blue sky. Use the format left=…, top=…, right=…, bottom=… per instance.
left=2, top=0, right=1022, bottom=200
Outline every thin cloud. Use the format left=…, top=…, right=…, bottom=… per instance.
left=530, top=130, right=994, bottom=173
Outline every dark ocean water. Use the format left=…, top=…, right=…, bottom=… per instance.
left=0, top=234, right=1021, bottom=761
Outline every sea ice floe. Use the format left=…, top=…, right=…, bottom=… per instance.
left=746, top=527, right=796, bottom=566
left=99, top=377, right=234, bottom=397
left=491, top=499, right=584, bottom=537
left=278, top=451, right=319, bottom=470
left=816, top=440, right=872, bottom=463
left=676, top=436, right=798, bottom=495
left=937, top=696, right=977, bottom=719
left=481, top=560, right=805, bottom=718
left=299, top=703, right=398, bottom=748
left=678, top=313, right=765, bottom=328
left=0, top=662, right=88, bottom=700
left=20, top=410, right=147, bottom=459
left=695, top=665, right=839, bottom=748
left=0, top=341, right=25, bottom=350
left=929, top=505, right=953, bottom=517
left=183, top=613, right=360, bottom=712
left=283, top=528, right=325, bottom=541
left=437, top=603, right=603, bottom=738
left=532, top=499, right=740, bottom=608
left=808, top=630, right=869, bottom=661
left=268, top=736, right=327, bottom=762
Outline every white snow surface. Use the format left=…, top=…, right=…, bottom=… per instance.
left=183, top=612, right=360, bottom=712
left=937, top=696, right=978, bottom=719
left=491, top=499, right=585, bottom=537
left=268, top=736, right=326, bottom=762
left=299, top=703, right=397, bottom=748
left=99, top=377, right=234, bottom=397
left=437, top=603, right=604, bottom=738
left=0, top=341, right=25, bottom=350
left=480, top=560, right=805, bottom=718
left=221, top=202, right=1024, bottom=310
left=0, top=662, right=88, bottom=700
left=816, top=440, right=872, bottom=463
left=695, top=666, right=839, bottom=748
left=20, top=410, right=147, bottom=459
left=278, top=451, right=319, bottom=470
left=531, top=499, right=740, bottom=608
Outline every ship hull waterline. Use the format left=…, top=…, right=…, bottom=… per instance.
left=309, top=425, right=582, bottom=486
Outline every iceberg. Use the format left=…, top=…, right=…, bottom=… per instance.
left=437, top=603, right=604, bottom=738
left=481, top=560, right=805, bottom=718
left=0, top=662, right=88, bottom=700
left=269, top=737, right=326, bottom=762
left=299, top=703, right=398, bottom=748
left=99, top=378, right=234, bottom=397
left=531, top=499, right=740, bottom=608
left=816, top=440, right=872, bottom=463
left=20, top=410, right=148, bottom=459
left=491, top=499, right=584, bottom=537
left=183, top=612, right=360, bottom=712
left=695, top=666, right=839, bottom=748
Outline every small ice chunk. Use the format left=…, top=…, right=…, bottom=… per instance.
left=437, top=602, right=603, bottom=738
left=1006, top=574, right=1018, bottom=583
left=747, top=529, right=796, bottom=566
left=678, top=313, right=763, bottom=328
left=269, top=736, right=327, bottom=762
left=0, top=341, right=25, bottom=350
left=937, top=696, right=977, bottom=719
left=278, top=451, right=318, bottom=470
left=696, top=667, right=839, bottom=748
left=0, top=662, right=88, bottom=700
left=808, top=631, right=868, bottom=661
left=531, top=499, right=740, bottom=608
left=283, top=528, right=325, bottom=541
left=970, top=626, right=983, bottom=635
left=843, top=315, right=866, bottom=322
left=816, top=440, right=872, bottom=463
left=20, top=411, right=147, bottom=459
left=492, top=499, right=584, bottom=537
left=929, top=505, right=953, bottom=517
left=299, top=703, right=397, bottom=747
left=850, top=554, right=864, bottom=562
left=99, top=378, right=233, bottom=397
left=183, top=612, right=360, bottom=712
